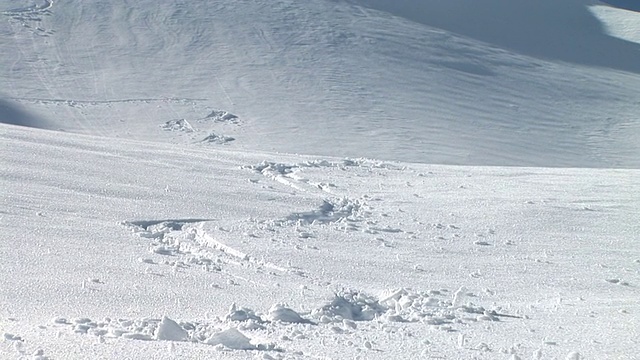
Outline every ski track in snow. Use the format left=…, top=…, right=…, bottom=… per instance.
left=55, top=197, right=523, bottom=356
left=121, top=219, right=293, bottom=279
left=2, top=128, right=637, bottom=358
left=87, top=158, right=544, bottom=358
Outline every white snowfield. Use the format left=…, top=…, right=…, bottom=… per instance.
left=1, top=0, right=639, bottom=167
left=2, top=124, right=638, bottom=359
left=1, top=0, right=639, bottom=359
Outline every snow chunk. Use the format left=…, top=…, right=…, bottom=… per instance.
left=268, top=304, right=312, bottom=324
left=205, top=328, right=255, bottom=350
left=122, top=333, right=153, bottom=341
left=155, top=316, right=188, bottom=341
left=288, top=198, right=365, bottom=225
left=225, top=304, right=267, bottom=331
left=313, top=290, right=387, bottom=321
left=201, top=132, right=235, bottom=144
left=205, top=110, right=239, bottom=124
left=160, top=119, right=194, bottom=132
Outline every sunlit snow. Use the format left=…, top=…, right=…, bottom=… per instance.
left=1, top=0, right=639, bottom=359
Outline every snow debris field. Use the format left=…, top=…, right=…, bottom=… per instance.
left=1, top=0, right=639, bottom=359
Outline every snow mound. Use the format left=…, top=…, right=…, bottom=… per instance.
left=51, top=314, right=274, bottom=350
left=155, top=316, right=188, bottom=341
left=204, top=110, right=240, bottom=124
left=267, top=304, right=313, bottom=324
left=287, top=198, right=366, bottom=225
left=312, top=288, right=515, bottom=326
left=244, top=161, right=298, bottom=176
left=201, top=132, right=235, bottom=144
left=122, top=219, right=202, bottom=241
left=204, top=328, right=256, bottom=350
left=245, top=158, right=401, bottom=175
left=49, top=286, right=518, bottom=355
left=313, top=290, right=389, bottom=322
left=160, top=119, right=194, bottom=133
left=226, top=303, right=264, bottom=323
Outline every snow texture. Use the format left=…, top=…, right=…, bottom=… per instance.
left=155, top=316, right=188, bottom=342
left=1, top=0, right=638, bottom=167
left=204, top=328, right=256, bottom=350
left=1, top=0, right=639, bottom=359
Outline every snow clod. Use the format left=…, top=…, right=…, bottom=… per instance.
left=205, top=328, right=255, bottom=350
left=268, top=304, right=312, bottom=324
left=155, top=316, right=188, bottom=341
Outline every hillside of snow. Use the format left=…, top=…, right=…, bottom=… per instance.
left=1, top=0, right=639, bottom=167
left=2, top=124, right=638, bottom=359
left=1, top=0, right=639, bottom=359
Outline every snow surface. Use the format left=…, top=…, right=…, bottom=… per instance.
left=1, top=0, right=639, bottom=167
left=2, top=124, right=639, bottom=359
left=1, top=0, right=639, bottom=359
left=589, top=4, right=640, bottom=45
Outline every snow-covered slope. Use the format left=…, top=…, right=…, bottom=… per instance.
left=590, top=3, right=640, bottom=45
left=2, top=124, right=639, bottom=359
left=1, top=0, right=639, bottom=167
left=1, top=0, right=639, bottom=359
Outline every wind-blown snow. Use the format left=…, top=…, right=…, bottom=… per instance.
left=1, top=0, right=639, bottom=167
left=1, top=0, right=639, bottom=359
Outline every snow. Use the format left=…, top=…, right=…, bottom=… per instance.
left=204, top=328, right=257, bottom=350
left=267, top=305, right=312, bottom=325
left=2, top=0, right=639, bottom=167
left=155, top=316, right=188, bottom=342
left=589, top=4, right=640, bottom=44
left=1, top=0, right=639, bottom=359
left=2, top=124, right=638, bottom=358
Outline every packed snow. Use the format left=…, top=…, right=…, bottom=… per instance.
left=1, top=0, right=639, bottom=359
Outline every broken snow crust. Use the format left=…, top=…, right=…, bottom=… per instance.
left=1, top=125, right=639, bottom=359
